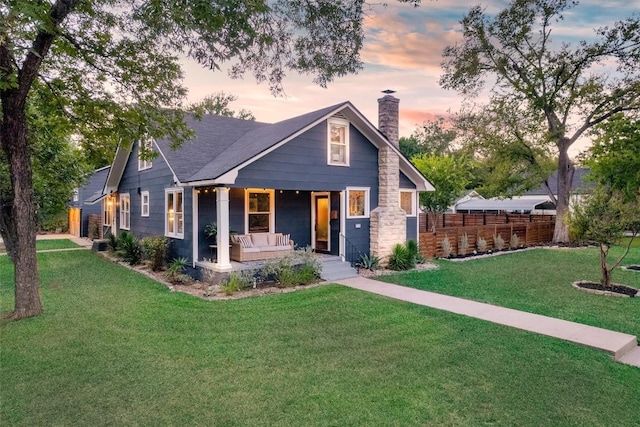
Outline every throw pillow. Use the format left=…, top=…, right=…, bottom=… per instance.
left=237, top=235, right=253, bottom=248
left=278, top=234, right=290, bottom=246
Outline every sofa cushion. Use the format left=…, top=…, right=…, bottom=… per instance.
left=267, top=233, right=282, bottom=246
left=242, top=247, right=261, bottom=253
left=251, top=233, right=269, bottom=247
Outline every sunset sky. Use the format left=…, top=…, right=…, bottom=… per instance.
left=181, top=0, right=640, bottom=153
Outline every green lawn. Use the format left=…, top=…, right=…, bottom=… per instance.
left=380, top=246, right=640, bottom=337
left=35, top=239, right=80, bottom=251
left=1, top=251, right=639, bottom=426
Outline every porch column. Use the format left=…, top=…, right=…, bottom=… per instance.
left=215, top=187, right=232, bottom=271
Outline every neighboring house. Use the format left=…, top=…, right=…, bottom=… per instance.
left=69, top=165, right=111, bottom=238
left=452, top=169, right=592, bottom=214
left=88, top=94, right=434, bottom=274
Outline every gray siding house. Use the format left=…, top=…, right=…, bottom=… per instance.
left=90, top=95, right=434, bottom=273
left=70, top=165, right=110, bottom=238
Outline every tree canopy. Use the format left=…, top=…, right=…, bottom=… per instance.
left=440, top=0, right=640, bottom=242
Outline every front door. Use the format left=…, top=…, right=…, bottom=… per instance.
left=312, top=193, right=330, bottom=252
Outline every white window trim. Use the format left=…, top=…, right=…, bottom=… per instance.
left=245, top=189, right=275, bottom=233
left=138, top=139, right=153, bottom=171
left=141, top=191, right=150, bottom=217
left=346, top=187, right=370, bottom=219
left=327, top=118, right=350, bottom=167
left=120, top=193, right=131, bottom=230
left=72, top=188, right=79, bottom=202
left=165, top=188, right=184, bottom=239
left=400, top=190, right=417, bottom=217
left=103, top=196, right=115, bottom=226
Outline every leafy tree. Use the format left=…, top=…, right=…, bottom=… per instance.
left=456, top=98, right=557, bottom=198
left=399, top=117, right=457, bottom=159
left=584, top=113, right=640, bottom=202
left=0, top=0, right=419, bottom=319
left=412, top=154, right=472, bottom=232
left=440, top=0, right=640, bottom=243
left=568, top=187, right=640, bottom=288
left=188, top=92, right=255, bottom=121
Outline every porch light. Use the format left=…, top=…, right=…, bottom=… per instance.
left=296, top=190, right=299, bottom=194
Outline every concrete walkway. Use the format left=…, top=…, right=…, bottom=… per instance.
left=336, top=276, right=640, bottom=368
left=0, top=234, right=92, bottom=256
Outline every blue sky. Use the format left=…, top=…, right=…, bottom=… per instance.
left=181, top=0, right=640, bottom=152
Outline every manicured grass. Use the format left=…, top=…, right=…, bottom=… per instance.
left=1, top=251, right=639, bottom=426
left=35, top=239, right=80, bottom=251
left=380, top=246, right=640, bottom=337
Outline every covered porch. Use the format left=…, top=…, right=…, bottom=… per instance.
left=190, top=186, right=363, bottom=273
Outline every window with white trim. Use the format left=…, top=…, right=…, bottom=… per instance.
left=72, top=188, right=79, bottom=202
left=327, top=118, right=349, bottom=166
left=120, top=193, right=130, bottom=229
left=400, top=190, right=416, bottom=216
left=347, top=187, right=370, bottom=218
left=165, top=189, right=184, bottom=238
left=138, top=139, right=153, bottom=171
left=141, top=191, right=150, bottom=217
left=246, top=189, right=274, bottom=233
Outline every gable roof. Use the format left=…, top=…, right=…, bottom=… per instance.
left=83, top=166, right=111, bottom=205
left=108, top=102, right=434, bottom=191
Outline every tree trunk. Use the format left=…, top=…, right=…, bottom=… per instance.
left=600, top=244, right=612, bottom=288
left=0, top=102, right=42, bottom=319
left=552, top=141, right=574, bottom=243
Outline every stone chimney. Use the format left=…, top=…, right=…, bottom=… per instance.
left=378, top=90, right=399, bottom=147
left=370, top=90, right=406, bottom=265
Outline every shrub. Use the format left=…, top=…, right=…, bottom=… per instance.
left=141, top=236, right=169, bottom=271
left=387, top=243, right=415, bottom=271
left=440, top=235, right=454, bottom=258
left=107, top=232, right=119, bottom=253
left=510, top=233, right=520, bottom=248
left=166, top=257, right=192, bottom=285
left=257, top=247, right=321, bottom=287
left=356, top=253, right=380, bottom=271
left=220, top=271, right=254, bottom=295
left=406, top=239, right=426, bottom=264
left=477, top=236, right=488, bottom=252
left=117, top=231, right=143, bottom=265
left=494, top=234, right=505, bottom=250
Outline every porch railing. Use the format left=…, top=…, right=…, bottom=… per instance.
left=339, top=233, right=365, bottom=266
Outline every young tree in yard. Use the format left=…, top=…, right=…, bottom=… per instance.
left=412, top=154, right=472, bottom=233
left=440, top=0, right=640, bottom=243
left=568, top=187, right=640, bottom=288
left=0, top=0, right=420, bottom=319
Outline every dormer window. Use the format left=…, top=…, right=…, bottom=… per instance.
left=138, top=139, right=153, bottom=171
left=327, top=118, right=349, bottom=166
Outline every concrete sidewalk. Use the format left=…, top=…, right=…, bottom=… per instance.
left=1, top=234, right=92, bottom=256
left=336, top=276, right=640, bottom=368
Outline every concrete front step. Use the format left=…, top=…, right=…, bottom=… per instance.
left=320, top=257, right=359, bottom=281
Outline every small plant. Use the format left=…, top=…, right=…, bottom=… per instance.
left=356, top=253, right=380, bottom=271
left=405, top=239, right=426, bottom=264
left=440, top=235, right=454, bottom=258
left=117, top=231, right=142, bottom=265
left=141, top=236, right=169, bottom=271
left=203, top=222, right=217, bottom=241
left=387, top=243, right=416, bottom=271
left=510, top=233, right=520, bottom=249
left=166, top=257, right=191, bottom=285
left=459, top=233, right=470, bottom=255
left=257, top=247, right=321, bottom=287
left=494, top=234, right=505, bottom=250
left=220, top=271, right=253, bottom=295
left=477, top=236, right=488, bottom=252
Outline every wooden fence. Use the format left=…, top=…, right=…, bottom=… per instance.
left=419, top=221, right=555, bottom=259
left=419, top=212, right=555, bottom=233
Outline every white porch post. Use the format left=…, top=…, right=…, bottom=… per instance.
left=215, top=187, right=232, bottom=271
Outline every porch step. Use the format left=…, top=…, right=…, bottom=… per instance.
left=320, top=256, right=359, bottom=281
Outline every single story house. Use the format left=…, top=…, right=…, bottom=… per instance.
left=84, top=94, right=434, bottom=274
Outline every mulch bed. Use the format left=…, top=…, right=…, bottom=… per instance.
left=572, top=280, right=638, bottom=297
